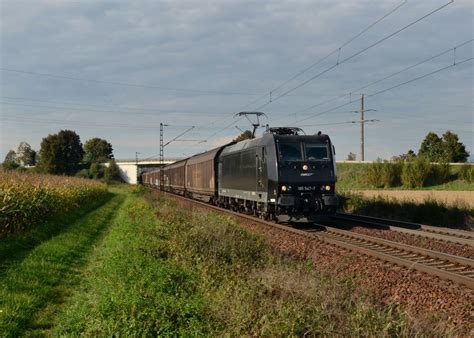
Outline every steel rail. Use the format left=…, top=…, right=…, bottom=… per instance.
left=333, top=213, right=474, bottom=246
left=320, top=226, right=474, bottom=288
left=158, top=191, right=474, bottom=289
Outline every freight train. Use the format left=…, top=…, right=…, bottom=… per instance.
left=142, top=127, right=338, bottom=222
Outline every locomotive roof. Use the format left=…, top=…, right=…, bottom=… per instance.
left=222, top=132, right=331, bottom=155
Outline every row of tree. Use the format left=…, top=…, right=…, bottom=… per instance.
left=2, top=130, right=118, bottom=179
left=346, top=130, right=470, bottom=162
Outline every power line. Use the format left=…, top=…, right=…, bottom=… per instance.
left=294, top=56, right=473, bottom=125
left=271, top=38, right=473, bottom=125
left=0, top=100, right=222, bottom=117
left=237, top=0, right=408, bottom=111
left=1, top=96, right=224, bottom=116
left=0, top=67, right=262, bottom=96
left=254, top=0, right=454, bottom=111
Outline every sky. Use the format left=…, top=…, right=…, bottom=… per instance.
left=0, top=0, right=472, bottom=161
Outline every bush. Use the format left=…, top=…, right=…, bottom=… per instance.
left=364, top=160, right=402, bottom=188
left=430, top=161, right=450, bottom=185
left=89, top=162, right=104, bottom=179
left=401, top=157, right=432, bottom=188
left=75, top=169, right=90, bottom=179
left=104, top=159, right=120, bottom=183
left=365, top=159, right=384, bottom=188
left=459, top=164, right=473, bottom=183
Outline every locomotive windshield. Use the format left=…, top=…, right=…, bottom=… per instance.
left=278, top=143, right=303, bottom=161
left=278, top=142, right=330, bottom=162
left=305, top=143, right=329, bottom=161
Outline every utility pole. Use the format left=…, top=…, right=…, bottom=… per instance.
left=352, top=95, right=377, bottom=161
left=361, top=95, right=365, bottom=161
left=159, top=123, right=165, bottom=191
left=159, top=123, right=196, bottom=191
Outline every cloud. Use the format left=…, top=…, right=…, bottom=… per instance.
left=0, top=0, right=472, bottom=160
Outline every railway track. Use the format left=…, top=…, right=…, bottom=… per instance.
left=160, top=191, right=474, bottom=289
left=331, top=213, right=474, bottom=246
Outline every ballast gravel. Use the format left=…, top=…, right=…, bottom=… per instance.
left=164, top=194, right=473, bottom=334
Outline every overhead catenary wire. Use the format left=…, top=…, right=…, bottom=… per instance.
left=270, top=38, right=473, bottom=125
left=0, top=68, right=262, bottom=97
left=293, top=56, right=473, bottom=126
left=253, top=0, right=454, bottom=111
left=237, top=0, right=408, bottom=112
left=1, top=96, right=225, bottom=116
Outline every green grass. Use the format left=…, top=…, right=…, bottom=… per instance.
left=0, top=191, right=125, bottom=336
left=53, top=189, right=208, bottom=336
left=337, top=162, right=474, bottom=190
left=0, top=186, right=462, bottom=335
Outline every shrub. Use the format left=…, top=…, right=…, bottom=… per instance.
left=365, top=159, right=384, bottom=188
left=430, top=161, right=450, bottom=185
left=459, top=164, right=473, bottom=183
left=401, top=157, right=432, bottom=188
left=104, top=159, right=120, bottom=183
left=89, top=162, right=104, bottom=179
left=0, top=169, right=108, bottom=236
left=75, top=169, right=90, bottom=179
left=380, top=160, right=402, bottom=188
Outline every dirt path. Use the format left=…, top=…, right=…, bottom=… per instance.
left=354, top=190, right=474, bottom=208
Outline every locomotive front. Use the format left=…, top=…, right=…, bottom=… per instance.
left=274, top=132, right=338, bottom=221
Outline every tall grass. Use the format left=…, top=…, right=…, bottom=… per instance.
left=362, top=158, right=458, bottom=189
left=459, top=164, right=474, bottom=183
left=0, top=169, right=108, bottom=236
left=339, top=191, right=473, bottom=229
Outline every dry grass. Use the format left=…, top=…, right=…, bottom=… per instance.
left=354, top=190, right=474, bottom=208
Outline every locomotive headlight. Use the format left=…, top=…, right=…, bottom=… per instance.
left=281, top=185, right=287, bottom=192
left=325, top=185, right=331, bottom=191
left=302, top=164, right=309, bottom=171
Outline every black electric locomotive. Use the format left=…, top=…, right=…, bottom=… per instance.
left=142, top=127, right=338, bottom=222
left=217, top=127, right=337, bottom=221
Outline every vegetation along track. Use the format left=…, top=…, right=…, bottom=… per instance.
left=331, top=213, right=474, bottom=246
left=161, top=192, right=474, bottom=290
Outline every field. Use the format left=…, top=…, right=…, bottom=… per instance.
left=0, top=169, right=108, bottom=237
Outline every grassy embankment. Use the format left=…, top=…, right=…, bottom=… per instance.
left=1, top=185, right=432, bottom=336
left=336, top=163, right=473, bottom=228
left=336, top=162, right=474, bottom=191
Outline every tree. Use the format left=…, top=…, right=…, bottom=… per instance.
left=441, top=131, right=469, bottom=163
left=2, top=150, right=19, bottom=170
left=233, top=130, right=253, bottom=143
left=38, top=130, right=84, bottom=175
left=418, top=131, right=469, bottom=163
left=17, top=142, right=36, bottom=166
left=418, top=132, right=444, bottom=161
left=346, top=152, right=356, bottom=161
left=83, top=138, right=114, bottom=163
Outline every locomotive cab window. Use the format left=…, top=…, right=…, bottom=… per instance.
left=305, top=143, right=329, bottom=161
left=278, top=143, right=303, bottom=162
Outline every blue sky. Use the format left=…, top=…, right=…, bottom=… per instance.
left=0, top=0, right=472, bottom=161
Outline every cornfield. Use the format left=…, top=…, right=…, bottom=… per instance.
left=0, top=169, right=108, bottom=237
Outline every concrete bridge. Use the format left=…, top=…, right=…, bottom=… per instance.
left=115, top=159, right=179, bottom=184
